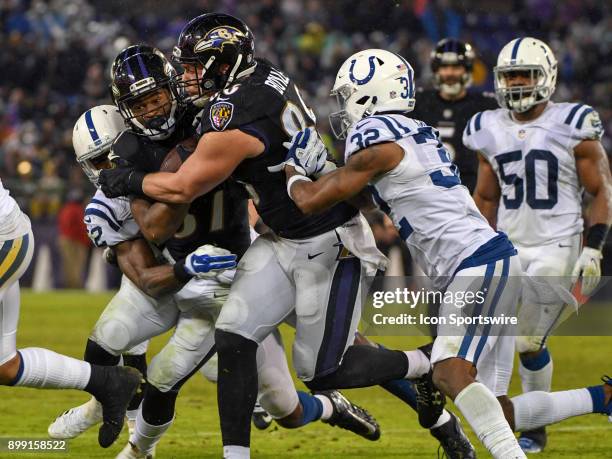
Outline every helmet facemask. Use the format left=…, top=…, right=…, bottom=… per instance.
left=329, top=84, right=356, bottom=140
left=117, top=83, right=179, bottom=140
left=494, top=65, right=551, bottom=113
left=77, top=145, right=113, bottom=187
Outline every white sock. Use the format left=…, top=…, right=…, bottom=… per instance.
left=126, top=409, right=138, bottom=422
left=130, top=409, right=174, bottom=455
left=455, top=382, right=525, bottom=459
left=223, top=445, right=250, bottom=459
left=518, top=353, right=553, bottom=393
left=12, top=348, right=91, bottom=390
left=314, top=394, right=334, bottom=421
left=511, top=389, right=593, bottom=431
left=404, top=350, right=430, bottom=379
left=431, top=409, right=452, bottom=429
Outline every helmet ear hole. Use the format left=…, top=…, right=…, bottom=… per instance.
left=356, top=96, right=370, bottom=105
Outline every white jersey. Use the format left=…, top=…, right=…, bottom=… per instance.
left=463, top=102, right=603, bottom=246
left=345, top=114, right=499, bottom=288
left=84, top=189, right=140, bottom=247
left=0, top=179, right=30, bottom=240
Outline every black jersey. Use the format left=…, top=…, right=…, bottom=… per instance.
left=411, top=89, right=498, bottom=193
left=110, top=111, right=250, bottom=261
left=197, top=59, right=357, bottom=239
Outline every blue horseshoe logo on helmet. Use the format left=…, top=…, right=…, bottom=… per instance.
left=349, top=56, right=377, bottom=85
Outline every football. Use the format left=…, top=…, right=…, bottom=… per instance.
left=160, top=136, right=198, bottom=172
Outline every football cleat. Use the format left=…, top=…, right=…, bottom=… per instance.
left=430, top=412, right=476, bottom=459
left=48, top=396, right=102, bottom=439
left=414, top=343, right=446, bottom=429
left=94, top=366, right=143, bottom=448
left=518, top=427, right=547, bottom=454
left=115, top=441, right=154, bottom=459
left=252, top=402, right=273, bottom=430
left=318, top=390, right=380, bottom=441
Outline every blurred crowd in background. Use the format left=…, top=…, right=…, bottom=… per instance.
left=1, top=0, right=610, bottom=287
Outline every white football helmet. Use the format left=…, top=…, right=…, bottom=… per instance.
left=73, top=105, right=125, bottom=186
left=329, top=49, right=416, bottom=139
left=494, top=37, right=557, bottom=113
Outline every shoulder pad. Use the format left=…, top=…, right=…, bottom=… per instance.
left=109, top=130, right=142, bottom=166
left=560, top=103, right=604, bottom=141
left=463, top=110, right=491, bottom=151
left=345, top=114, right=420, bottom=161
left=198, top=82, right=263, bottom=134
left=84, top=194, right=129, bottom=247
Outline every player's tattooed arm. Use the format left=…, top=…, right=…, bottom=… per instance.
left=115, top=238, right=186, bottom=298
left=575, top=140, right=612, bottom=228
left=286, top=142, right=403, bottom=214
left=473, top=153, right=500, bottom=229
left=130, top=197, right=189, bottom=245
left=141, top=130, right=264, bottom=203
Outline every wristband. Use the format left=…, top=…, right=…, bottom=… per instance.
left=173, top=260, right=194, bottom=283
left=127, top=170, right=147, bottom=195
left=585, top=223, right=610, bottom=250
left=287, top=175, right=312, bottom=201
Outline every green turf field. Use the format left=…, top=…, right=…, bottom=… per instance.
left=0, top=291, right=609, bottom=458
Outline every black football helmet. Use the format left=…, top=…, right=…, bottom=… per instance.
left=110, top=45, right=181, bottom=140
left=172, top=13, right=255, bottom=105
left=430, top=38, right=475, bottom=96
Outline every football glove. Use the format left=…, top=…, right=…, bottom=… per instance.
left=571, top=247, right=603, bottom=296
left=99, top=166, right=146, bottom=198
left=281, top=127, right=328, bottom=176
left=179, top=244, right=237, bottom=280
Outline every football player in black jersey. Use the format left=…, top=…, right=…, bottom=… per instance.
left=107, top=44, right=390, bottom=456
left=411, top=38, right=497, bottom=194
left=98, top=13, right=459, bottom=459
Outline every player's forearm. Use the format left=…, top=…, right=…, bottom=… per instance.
left=138, top=265, right=187, bottom=298
left=142, top=172, right=200, bottom=204
left=473, top=194, right=498, bottom=229
left=588, top=188, right=612, bottom=226
left=132, top=199, right=189, bottom=245
left=286, top=170, right=344, bottom=214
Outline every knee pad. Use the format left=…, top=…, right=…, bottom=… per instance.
left=257, top=366, right=298, bottom=419
left=84, top=339, right=121, bottom=365
left=515, top=335, right=545, bottom=354
left=90, top=317, right=133, bottom=355
left=141, top=383, right=178, bottom=425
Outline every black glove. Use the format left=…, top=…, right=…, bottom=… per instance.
left=99, top=166, right=146, bottom=198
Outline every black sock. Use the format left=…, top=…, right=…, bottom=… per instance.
left=375, top=343, right=417, bottom=410
left=141, top=384, right=178, bottom=426
left=123, top=354, right=148, bottom=411
left=215, top=329, right=258, bottom=447
left=84, top=364, right=106, bottom=397
left=84, top=339, right=121, bottom=366
left=306, top=344, right=408, bottom=391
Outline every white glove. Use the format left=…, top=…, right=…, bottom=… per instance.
left=267, top=127, right=328, bottom=176
left=571, top=247, right=602, bottom=296
left=182, top=244, right=237, bottom=279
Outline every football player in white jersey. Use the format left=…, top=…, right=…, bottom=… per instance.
left=56, top=104, right=380, bottom=459
left=467, top=37, right=612, bottom=453
left=0, top=175, right=141, bottom=447
left=284, top=48, right=612, bottom=459
left=49, top=104, right=242, bottom=457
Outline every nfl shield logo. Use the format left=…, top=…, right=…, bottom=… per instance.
left=210, top=101, right=234, bottom=131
